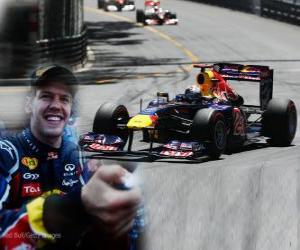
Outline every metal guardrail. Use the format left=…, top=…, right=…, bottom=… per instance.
left=261, top=0, right=300, bottom=25
left=36, top=28, right=87, bottom=66
left=189, top=0, right=255, bottom=12
left=186, top=0, right=300, bottom=26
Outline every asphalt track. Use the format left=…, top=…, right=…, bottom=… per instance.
left=81, top=1, right=300, bottom=249
left=1, top=0, right=300, bottom=249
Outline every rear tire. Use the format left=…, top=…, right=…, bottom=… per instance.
left=191, top=109, right=227, bottom=160
left=136, top=9, right=145, bottom=23
left=98, top=0, right=104, bottom=9
left=103, top=2, right=109, bottom=11
left=262, top=98, right=297, bottom=146
left=93, top=103, right=129, bottom=143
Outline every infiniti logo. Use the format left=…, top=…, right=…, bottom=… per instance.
left=64, top=164, right=76, bottom=172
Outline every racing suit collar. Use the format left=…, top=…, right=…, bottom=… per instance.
left=22, top=128, right=60, bottom=154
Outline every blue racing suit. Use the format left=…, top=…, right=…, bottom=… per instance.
left=0, top=128, right=86, bottom=249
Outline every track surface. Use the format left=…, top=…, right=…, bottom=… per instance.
left=82, top=1, right=300, bottom=249
left=1, top=1, right=300, bottom=249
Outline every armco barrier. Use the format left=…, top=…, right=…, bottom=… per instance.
left=261, top=0, right=300, bottom=25
left=186, top=0, right=258, bottom=13
left=185, top=0, right=300, bottom=26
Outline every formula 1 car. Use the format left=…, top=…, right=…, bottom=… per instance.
left=136, top=0, right=178, bottom=25
left=98, top=0, right=135, bottom=11
left=79, top=63, right=297, bottom=160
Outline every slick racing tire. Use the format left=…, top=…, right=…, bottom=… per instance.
left=262, top=98, right=297, bottom=146
left=103, top=2, right=109, bottom=11
left=191, top=108, right=227, bottom=160
left=171, top=13, right=177, bottom=19
left=136, top=9, right=145, bottom=23
left=93, top=103, right=130, bottom=143
left=98, top=0, right=104, bottom=9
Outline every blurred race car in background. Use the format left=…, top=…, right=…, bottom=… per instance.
left=98, top=0, right=135, bottom=11
left=79, top=63, right=297, bottom=160
left=136, top=0, right=178, bottom=25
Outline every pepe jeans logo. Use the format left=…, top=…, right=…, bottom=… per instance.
left=62, top=179, right=79, bottom=187
left=21, top=157, right=38, bottom=170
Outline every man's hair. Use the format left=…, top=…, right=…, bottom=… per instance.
left=30, top=65, right=78, bottom=97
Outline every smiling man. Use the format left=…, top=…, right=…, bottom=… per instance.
left=0, top=65, right=141, bottom=249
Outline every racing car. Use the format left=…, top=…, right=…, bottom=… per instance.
left=79, top=63, right=297, bottom=160
left=98, top=0, right=135, bottom=11
left=136, top=0, right=178, bottom=25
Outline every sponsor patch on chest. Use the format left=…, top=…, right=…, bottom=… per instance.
left=21, top=157, right=38, bottom=170
left=22, top=183, right=41, bottom=197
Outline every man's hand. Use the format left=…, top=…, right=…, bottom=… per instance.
left=81, top=165, right=141, bottom=238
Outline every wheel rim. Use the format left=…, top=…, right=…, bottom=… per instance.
left=214, top=121, right=226, bottom=149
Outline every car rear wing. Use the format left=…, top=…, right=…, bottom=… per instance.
left=194, top=63, right=273, bottom=110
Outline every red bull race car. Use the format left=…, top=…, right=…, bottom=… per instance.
left=98, top=0, right=135, bottom=11
left=136, top=0, right=178, bottom=25
left=79, top=63, right=297, bottom=160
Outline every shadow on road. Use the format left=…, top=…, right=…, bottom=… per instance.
left=80, top=21, right=184, bottom=85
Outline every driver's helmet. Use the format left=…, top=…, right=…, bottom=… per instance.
left=196, top=70, right=215, bottom=97
left=184, top=85, right=202, bottom=101
left=185, top=85, right=200, bottom=95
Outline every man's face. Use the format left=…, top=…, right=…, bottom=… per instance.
left=27, top=82, right=72, bottom=141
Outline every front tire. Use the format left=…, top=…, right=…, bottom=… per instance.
left=191, top=109, right=227, bottom=160
left=93, top=103, right=129, bottom=143
left=262, top=98, right=297, bottom=146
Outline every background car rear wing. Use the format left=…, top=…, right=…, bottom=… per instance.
left=194, top=63, right=273, bottom=109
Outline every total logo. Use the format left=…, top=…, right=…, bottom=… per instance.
left=23, top=173, right=39, bottom=180
left=22, top=183, right=41, bottom=197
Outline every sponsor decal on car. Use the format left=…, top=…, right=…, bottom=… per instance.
left=89, top=143, right=119, bottom=151
left=22, top=183, right=41, bottom=197
left=21, top=157, right=38, bottom=170
left=160, top=150, right=193, bottom=157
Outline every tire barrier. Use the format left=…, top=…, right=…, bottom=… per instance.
left=185, top=0, right=300, bottom=26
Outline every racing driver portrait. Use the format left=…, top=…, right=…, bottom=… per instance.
left=0, top=65, right=142, bottom=249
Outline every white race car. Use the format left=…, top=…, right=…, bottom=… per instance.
left=136, top=1, right=178, bottom=25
